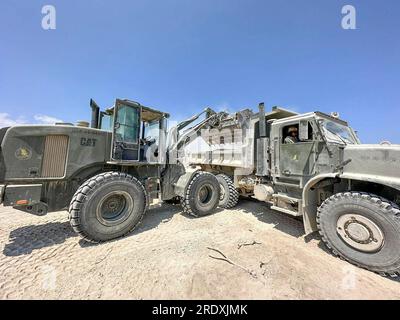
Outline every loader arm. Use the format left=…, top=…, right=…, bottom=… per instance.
left=167, top=108, right=228, bottom=157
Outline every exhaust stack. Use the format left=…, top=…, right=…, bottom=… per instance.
left=90, top=99, right=100, bottom=129
left=258, top=102, right=266, bottom=137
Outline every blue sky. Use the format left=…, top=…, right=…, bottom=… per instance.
left=0, top=0, right=399, bottom=143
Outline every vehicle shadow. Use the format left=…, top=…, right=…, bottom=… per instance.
left=79, top=203, right=225, bottom=248
left=238, top=198, right=306, bottom=238
left=2, top=221, right=78, bottom=257
left=2, top=202, right=215, bottom=254
left=182, top=207, right=225, bottom=220
left=79, top=203, right=182, bottom=248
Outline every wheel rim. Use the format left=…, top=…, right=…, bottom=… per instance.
left=197, top=184, right=213, bottom=206
left=336, top=214, right=384, bottom=253
left=96, top=191, right=134, bottom=226
left=219, top=184, right=226, bottom=201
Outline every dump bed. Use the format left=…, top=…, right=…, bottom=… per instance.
left=185, top=106, right=297, bottom=170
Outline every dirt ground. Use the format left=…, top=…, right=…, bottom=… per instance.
left=0, top=199, right=399, bottom=300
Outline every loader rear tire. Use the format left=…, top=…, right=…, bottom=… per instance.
left=69, top=172, right=147, bottom=243
left=216, top=174, right=239, bottom=209
left=317, top=192, right=400, bottom=277
left=181, top=171, right=220, bottom=217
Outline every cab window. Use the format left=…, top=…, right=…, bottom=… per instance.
left=144, top=120, right=160, bottom=144
left=282, top=122, right=313, bottom=144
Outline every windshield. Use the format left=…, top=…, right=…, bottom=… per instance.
left=320, top=119, right=359, bottom=145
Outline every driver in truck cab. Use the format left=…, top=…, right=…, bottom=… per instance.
left=285, top=126, right=299, bottom=144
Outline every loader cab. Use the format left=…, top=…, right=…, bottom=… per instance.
left=97, top=99, right=169, bottom=164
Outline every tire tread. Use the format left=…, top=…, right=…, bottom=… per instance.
left=216, top=174, right=239, bottom=209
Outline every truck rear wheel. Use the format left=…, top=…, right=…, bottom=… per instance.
left=317, top=192, right=400, bottom=277
left=69, top=172, right=147, bottom=243
left=181, top=171, right=220, bottom=217
left=216, top=174, right=239, bottom=209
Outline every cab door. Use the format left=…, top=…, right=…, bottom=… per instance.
left=111, top=99, right=141, bottom=161
left=278, top=119, right=316, bottom=185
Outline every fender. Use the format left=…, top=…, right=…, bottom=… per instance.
left=302, top=173, right=338, bottom=235
left=302, top=172, right=400, bottom=234
left=173, top=166, right=202, bottom=197
left=340, top=173, right=400, bottom=192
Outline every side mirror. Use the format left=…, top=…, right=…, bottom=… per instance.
left=299, top=120, right=309, bottom=141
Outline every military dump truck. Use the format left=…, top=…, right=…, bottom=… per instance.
left=185, top=103, right=400, bottom=276
left=0, top=99, right=222, bottom=242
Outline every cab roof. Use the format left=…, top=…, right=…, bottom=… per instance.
left=271, top=110, right=349, bottom=126
left=106, top=99, right=170, bottom=122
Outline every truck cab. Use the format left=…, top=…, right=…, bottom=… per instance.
left=272, top=112, right=359, bottom=185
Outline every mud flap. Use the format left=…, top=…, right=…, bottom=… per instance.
left=303, top=204, right=318, bottom=235
left=0, top=184, right=4, bottom=205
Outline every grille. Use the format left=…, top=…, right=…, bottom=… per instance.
left=41, top=135, right=69, bottom=178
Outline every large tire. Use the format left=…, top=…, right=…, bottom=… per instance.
left=69, top=172, right=147, bottom=243
left=181, top=171, right=220, bottom=217
left=216, top=174, right=239, bottom=209
left=317, top=192, right=400, bottom=277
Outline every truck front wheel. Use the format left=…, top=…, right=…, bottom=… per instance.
left=317, top=192, right=400, bottom=277
left=181, top=171, right=220, bottom=217
left=69, top=172, right=147, bottom=243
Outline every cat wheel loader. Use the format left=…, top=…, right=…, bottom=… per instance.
left=0, top=98, right=222, bottom=242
